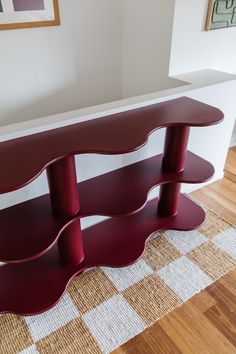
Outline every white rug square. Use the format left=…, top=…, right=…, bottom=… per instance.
left=19, top=344, right=39, bottom=354
left=213, top=227, right=236, bottom=260
left=163, top=230, right=208, bottom=254
left=101, top=259, right=153, bottom=291
left=82, top=294, right=146, bottom=353
left=157, top=256, right=213, bottom=301
left=24, top=292, right=79, bottom=342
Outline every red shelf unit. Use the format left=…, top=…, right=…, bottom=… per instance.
left=0, top=96, right=223, bottom=315
left=0, top=151, right=213, bottom=264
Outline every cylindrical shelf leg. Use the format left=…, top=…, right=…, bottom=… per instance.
left=46, top=155, right=84, bottom=266
left=158, top=126, right=190, bottom=217
left=47, top=156, right=80, bottom=218
left=58, top=220, right=84, bottom=267
left=158, top=183, right=181, bottom=217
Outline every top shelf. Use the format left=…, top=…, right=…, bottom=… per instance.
left=0, top=97, right=223, bottom=194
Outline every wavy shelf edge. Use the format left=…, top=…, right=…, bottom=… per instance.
left=0, top=151, right=213, bottom=263
left=0, top=194, right=205, bottom=316
left=0, top=96, right=223, bottom=194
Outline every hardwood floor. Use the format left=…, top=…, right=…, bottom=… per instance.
left=191, top=178, right=236, bottom=225
left=224, top=146, right=236, bottom=183
left=114, top=269, right=236, bottom=354
left=113, top=150, right=236, bottom=354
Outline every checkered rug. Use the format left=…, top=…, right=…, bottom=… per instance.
left=0, top=209, right=236, bottom=354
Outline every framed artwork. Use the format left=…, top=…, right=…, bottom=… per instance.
left=0, top=0, right=60, bottom=30
left=206, top=0, right=236, bottom=30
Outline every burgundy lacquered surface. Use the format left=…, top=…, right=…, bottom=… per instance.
left=46, top=156, right=80, bottom=218
left=161, top=126, right=190, bottom=173
left=0, top=194, right=205, bottom=316
left=158, top=183, right=182, bottom=217
left=0, top=151, right=214, bottom=263
left=0, top=96, right=224, bottom=316
left=47, top=156, right=84, bottom=266
left=158, top=126, right=190, bottom=216
left=0, top=97, right=223, bottom=194
left=58, top=221, right=84, bottom=267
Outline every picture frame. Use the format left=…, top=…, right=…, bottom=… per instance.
left=0, top=0, right=60, bottom=30
left=206, top=0, right=236, bottom=31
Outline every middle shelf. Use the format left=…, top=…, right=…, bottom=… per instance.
left=0, top=151, right=214, bottom=264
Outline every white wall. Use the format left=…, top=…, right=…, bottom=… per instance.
left=121, top=0, right=184, bottom=98
left=0, top=0, right=187, bottom=128
left=0, top=0, right=122, bottom=126
left=170, top=0, right=236, bottom=145
left=170, top=0, right=236, bottom=75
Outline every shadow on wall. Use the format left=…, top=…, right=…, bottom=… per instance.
left=0, top=79, right=121, bottom=127
left=1, top=75, right=186, bottom=128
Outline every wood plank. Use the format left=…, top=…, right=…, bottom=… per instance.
left=204, top=302, right=236, bottom=347
left=189, top=289, right=216, bottom=312
left=224, top=171, right=236, bottom=183
left=208, top=282, right=236, bottom=314
left=158, top=302, right=236, bottom=354
left=224, top=146, right=236, bottom=182
left=204, top=270, right=236, bottom=347
left=220, top=268, right=236, bottom=297
left=191, top=178, right=236, bottom=225
left=114, top=270, right=236, bottom=354
left=113, top=324, right=181, bottom=354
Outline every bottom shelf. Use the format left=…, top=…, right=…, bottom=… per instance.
left=0, top=194, right=205, bottom=316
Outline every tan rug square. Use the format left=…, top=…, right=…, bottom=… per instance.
left=123, top=274, right=182, bottom=325
left=0, top=315, right=33, bottom=354
left=144, top=235, right=181, bottom=271
left=36, top=317, right=101, bottom=354
left=188, top=242, right=236, bottom=280
left=67, top=268, right=118, bottom=314
left=199, top=210, right=230, bottom=239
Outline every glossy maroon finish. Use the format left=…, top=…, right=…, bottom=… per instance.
left=0, top=152, right=214, bottom=263
left=158, top=183, right=181, bottom=217
left=46, top=156, right=80, bottom=218
left=158, top=126, right=190, bottom=216
left=47, top=156, right=84, bottom=266
left=0, top=97, right=223, bottom=194
left=0, top=96, right=224, bottom=316
left=162, top=126, right=190, bottom=173
left=58, top=220, right=84, bottom=266
left=0, top=195, right=205, bottom=316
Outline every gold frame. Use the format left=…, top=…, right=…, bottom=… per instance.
left=205, top=0, right=215, bottom=31
left=0, top=0, right=60, bottom=30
